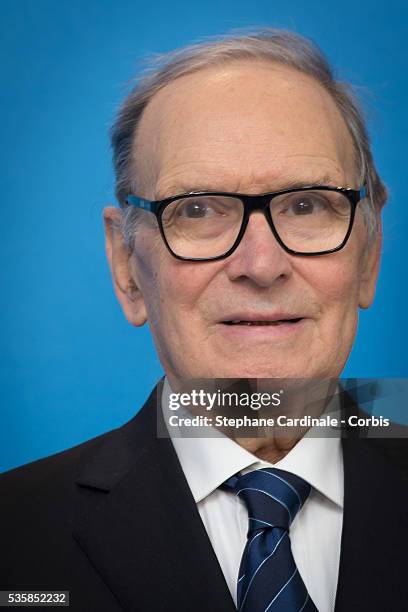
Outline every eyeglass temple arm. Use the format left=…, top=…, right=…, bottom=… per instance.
left=125, top=194, right=160, bottom=214
left=359, top=185, right=368, bottom=200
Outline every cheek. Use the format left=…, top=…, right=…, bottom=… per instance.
left=302, top=256, right=362, bottom=358
left=315, top=266, right=360, bottom=306
left=298, top=257, right=362, bottom=376
left=308, top=232, right=362, bottom=298
left=134, top=234, right=220, bottom=326
left=157, top=262, right=222, bottom=326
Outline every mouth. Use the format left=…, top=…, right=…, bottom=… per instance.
left=223, top=318, right=303, bottom=326
left=218, top=314, right=307, bottom=339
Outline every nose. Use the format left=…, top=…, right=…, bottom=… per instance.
left=224, top=211, right=294, bottom=287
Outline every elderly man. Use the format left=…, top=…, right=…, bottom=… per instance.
left=1, top=30, right=406, bottom=612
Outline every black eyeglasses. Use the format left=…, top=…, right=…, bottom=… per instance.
left=125, top=185, right=367, bottom=262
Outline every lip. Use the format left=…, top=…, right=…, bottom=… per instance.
left=220, top=312, right=305, bottom=324
left=218, top=312, right=307, bottom=338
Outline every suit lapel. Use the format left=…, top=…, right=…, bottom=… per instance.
left=72, top=385, right=235, bottom=611
left=335, top=436, right=407, bottom=611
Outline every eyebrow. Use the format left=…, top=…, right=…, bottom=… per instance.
left=156, top=174, right=347, bottom=200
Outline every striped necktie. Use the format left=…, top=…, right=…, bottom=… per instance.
left=222, top=467, right=318, bottom=612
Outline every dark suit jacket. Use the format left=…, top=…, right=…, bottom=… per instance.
left=1, top=383, right=407, bottom=611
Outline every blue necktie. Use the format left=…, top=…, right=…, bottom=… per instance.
left=222, top=467, right=318, bottom=612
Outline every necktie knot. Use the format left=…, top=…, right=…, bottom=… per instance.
left=223, top=467, right=311, bottom=534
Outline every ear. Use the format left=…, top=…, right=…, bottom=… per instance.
left=358, top=221, right=382, bottom=310
left=103, top=206, right=147, bottom=326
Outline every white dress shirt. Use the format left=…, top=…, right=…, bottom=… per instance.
left=162, top=379, right=344, bottom=612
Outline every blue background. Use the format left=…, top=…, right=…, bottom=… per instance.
left=1, top=0, right=407, bottom=472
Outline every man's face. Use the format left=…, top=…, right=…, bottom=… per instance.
left=105, top=61, right=381, bottom=384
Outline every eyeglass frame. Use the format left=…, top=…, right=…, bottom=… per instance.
left=124, top=184, right=367, bottom=262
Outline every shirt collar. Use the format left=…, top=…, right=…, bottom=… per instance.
left=162, top=378, right=343, bottom=508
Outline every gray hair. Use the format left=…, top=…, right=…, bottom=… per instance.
left=111, top=29, right=387, bottom=247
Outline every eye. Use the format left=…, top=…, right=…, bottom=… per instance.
left=162, top=195, right=242, bottom=232
left=174, top=197, right=231, bottom=220
left=178, top=199, right=219, bottom=218
left=291, top=199, right=314, bottom=214
left=285, top=195, right=328, bottom=215
left=272, top=190, right=340, bottom=218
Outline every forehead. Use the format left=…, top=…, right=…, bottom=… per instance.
left=133, top=61, right=358, bottom=198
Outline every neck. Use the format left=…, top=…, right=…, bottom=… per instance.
left=236, top=434, right=301, bottom=463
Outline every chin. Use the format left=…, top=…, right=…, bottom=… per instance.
left=218, top=358, right=341, bottom=379
left=205, top=362, right=304, bottom=379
